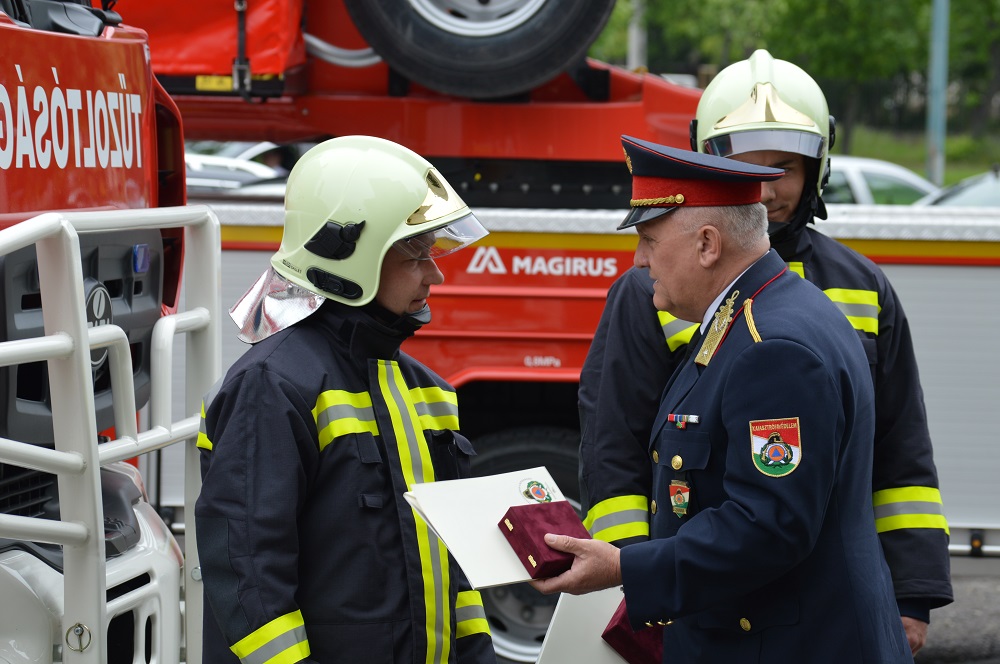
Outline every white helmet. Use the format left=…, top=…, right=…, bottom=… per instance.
left=231, top=136, right=487, bottom=342
left=692, top=49, right=834, bottom=193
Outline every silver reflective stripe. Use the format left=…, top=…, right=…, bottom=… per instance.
left=378, top=361, right=450, bottom=664
left=238, top=624, right=308, bottom=664
left=830, top=301, right=879, bottom=320
left=661, top=317, right=695, bottom=341
left=589, top=509, right=649, bottom=537
left=874, top=500, right=945, bottom=520
left=456, top=602, right=486, bottom=624
left=315, top=402, right=376, bottom=434
left=202, top=376, right=225, bottom=411
left=413, top=398, right=459, bottom=421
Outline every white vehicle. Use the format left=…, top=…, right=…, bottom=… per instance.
left=825, top=155, right=939, bottom=205
left=184, top=153, right=282, bottom=197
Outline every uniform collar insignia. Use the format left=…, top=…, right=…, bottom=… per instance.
left=696, top=289, right=739, bottom=366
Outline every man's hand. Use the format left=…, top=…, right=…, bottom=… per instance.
left=528, top=534, right=622, bottom=596
left=901, top=616, right=928, bottom=656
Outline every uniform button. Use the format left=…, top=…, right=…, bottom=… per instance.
left=652, top=450, right=659, bottom=464
left=650, top=500, right=657, bottom=514
left=671, top=455, right=683, bottom=470
left=739, top=618, right=751, bottom=631
left=657, top=619, right=673, bottom=626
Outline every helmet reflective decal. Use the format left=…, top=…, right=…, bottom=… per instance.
left=715, top=83, right=816, bottom=130
left=406, top=168, right=468, bottom=226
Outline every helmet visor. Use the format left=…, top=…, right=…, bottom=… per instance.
left=392, top=212, right=489, bottom=260
left=703, top=129, right=826, bottom=160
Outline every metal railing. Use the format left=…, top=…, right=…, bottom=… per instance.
left=0, top=206, right=220, bottom=664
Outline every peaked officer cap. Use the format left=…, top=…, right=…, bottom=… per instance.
left=618, top=135, right=785, bottom=229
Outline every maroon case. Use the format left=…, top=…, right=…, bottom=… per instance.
left=601, top=598, right=664, bottom=664
left=497, top=500, right=591, bottom=579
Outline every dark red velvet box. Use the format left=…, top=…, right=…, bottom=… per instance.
left=497, top=500, right=591, bottom=579
left=601, top=598, right=664, bottom=664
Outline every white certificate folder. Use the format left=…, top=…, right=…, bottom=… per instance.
left=403, top=466, right=567, bottom=589
left=536, top=587, right=628, bottom=664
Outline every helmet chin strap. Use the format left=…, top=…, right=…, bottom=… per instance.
left=767, top=159, right=827, bottom=247
left=406, top=304, right=432, bottom=327
left=362, top=301, right=432, bottom=336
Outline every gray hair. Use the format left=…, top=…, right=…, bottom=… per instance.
left=675, top=203, right=767, bottom=251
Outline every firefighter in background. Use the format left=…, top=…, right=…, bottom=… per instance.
left=196, top=136, right=497, bottom=664
left=578, top=50, right=952, bottom=654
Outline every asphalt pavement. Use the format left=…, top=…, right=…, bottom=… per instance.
left=916, top=556, right=1000, bottom=664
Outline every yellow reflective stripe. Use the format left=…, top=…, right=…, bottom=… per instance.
left=875, top=513, right=950, bottom=535
left=823, top=288, right=880, bottom=335
left=378, top=362, right=450, bottom=664
left=197, top=401, right=213, bottom=450
left=786, top=261, right=805, bottom=278
left=261, top=642, right=311, bottom=664
left=231, top=611, right=309, bottom=664
left=409, top=385, right=460, bottom=431
left=872, top=486, right=949, bottom=535
left=455, top=590, right=490, bottom=638
left=584, top=495, right=650, bottom=542
left=872, top=486, right=943, bottom=507
left=657, top=311, right=699, bottom=352
left=312, top=389, right=379, bottom=451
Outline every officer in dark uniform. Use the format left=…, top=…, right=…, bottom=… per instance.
left=534, top=136, right=911, bottom=663
left=578, top=50, right=951, bottom=655
left=195, top=136, right=497, bottom=664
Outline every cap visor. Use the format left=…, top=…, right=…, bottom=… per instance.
left=618, top=206, right=677, bottom=230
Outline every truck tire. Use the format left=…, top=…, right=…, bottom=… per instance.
left=470, top=426, right=580, bottom=663
left=342, top=0, right=616, bottom=99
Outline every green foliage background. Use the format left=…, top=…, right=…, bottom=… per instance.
left=589, top=0, right=1000, bottom=185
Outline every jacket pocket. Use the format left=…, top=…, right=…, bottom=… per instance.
left=429, top=429, right=476, bottom=480
left=651, top=431, right=711, bottom=537
left=354, top=433, right=388, bottom=508
left=695, top=589, right=800, bottom=633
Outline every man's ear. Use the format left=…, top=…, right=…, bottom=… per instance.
left=696, top=225, right=722, bottom=268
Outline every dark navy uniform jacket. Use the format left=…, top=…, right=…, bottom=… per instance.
left=196, top=301, right=496, bottom=664
left=580, top=225, right=952, bottom=621
left=619, top=249, right=911, bottom=663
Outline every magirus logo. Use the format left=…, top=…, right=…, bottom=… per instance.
left=466, top=246, right=617, bottom=277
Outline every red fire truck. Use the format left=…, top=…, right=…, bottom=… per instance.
left=126, top=2, right=705, bottom=659
left=0, top=1, right=703, bottom=662
left=7, top=3, right=998, bottom=664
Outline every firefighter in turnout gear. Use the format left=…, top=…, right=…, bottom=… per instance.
left=578, top=50, right=952, bottom=655
left=196, top=136, right=497, bottom=664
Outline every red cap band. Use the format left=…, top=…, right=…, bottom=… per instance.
left=630, top=176, right=764, bottom=208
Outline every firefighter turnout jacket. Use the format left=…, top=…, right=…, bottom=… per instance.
left=196, top=300, right=496, bottom=664
left=579, top=225, right=953, bottom=621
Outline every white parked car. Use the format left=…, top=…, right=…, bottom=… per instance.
left=912, top=167, right=1000, bottom=207
left=184, top=152, right=282, bottom=197
left=824, top=155, right=939, bottom=205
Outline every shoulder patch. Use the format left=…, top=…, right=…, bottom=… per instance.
left=750, top=417, right=801, bottom=477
